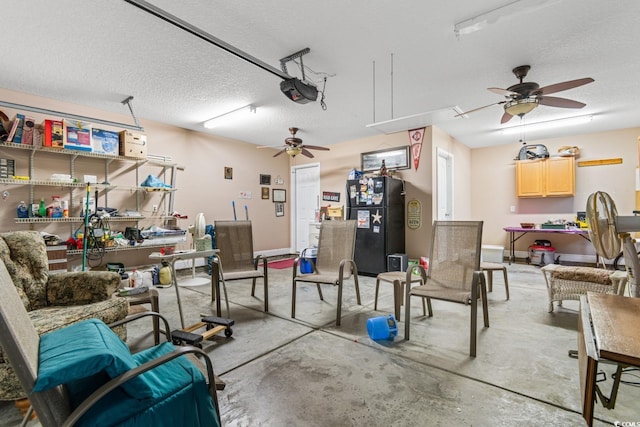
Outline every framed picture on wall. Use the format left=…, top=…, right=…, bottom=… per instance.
left=360, top=146, right=410, bottom=172
left=260, top=174, right=271, bottom=185
left=272, top=188, right=286, bottom=203
left=261, top=187, right=270, bottom=199
left=275, top=202, right=285, bottom=217
left=224, top=167, right=233, bottom=180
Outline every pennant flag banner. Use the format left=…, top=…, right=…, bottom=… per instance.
left=409, top=128, right=425, bottom=170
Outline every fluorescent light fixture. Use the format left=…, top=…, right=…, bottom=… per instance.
left=203, top=104, right=256, bottom=129
left=501, top=115, right=593, bottom=135
left=452, top=106, right=468, bottom=119
left=366, top=106, right=459, bottom=134
left=454, top=0, right=562, bottom=36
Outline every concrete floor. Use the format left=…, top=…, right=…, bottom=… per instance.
left=2, top=262, right=639, bottom=426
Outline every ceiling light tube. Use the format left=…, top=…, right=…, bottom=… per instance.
left=454, top=0, right=562, bottom=36
left=500, top=114, right=593, bottom=135
left=203, top=105, right=256, bottom=129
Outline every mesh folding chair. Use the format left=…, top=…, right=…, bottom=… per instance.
left=292, top=220, right=361, bottom=326
left=404, top=221, right=488, bottom=357
left=211, top=220, right=268, bottom=317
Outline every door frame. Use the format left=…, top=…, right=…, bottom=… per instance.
left=436, top=148, right=454, bottom=220
left=291, top=162, right=321, bottom=252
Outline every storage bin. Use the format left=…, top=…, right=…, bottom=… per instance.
left=528, top=245, right=556, bottom=266
left=481, top=245, right=504, bottom=263
left=299, top=247, right=317, bottom=274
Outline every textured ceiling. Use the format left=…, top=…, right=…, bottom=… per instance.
left=1, top=0, right=640, bottom=150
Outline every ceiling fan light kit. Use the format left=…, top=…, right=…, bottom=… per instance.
left=504, top=98, right=539, bottom=116
left=285, top=146, right=302, bottom=157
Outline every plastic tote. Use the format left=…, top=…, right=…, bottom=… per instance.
left=299, top=247, right=317, bottom=274
left=366, top=314, right=398, bottom=340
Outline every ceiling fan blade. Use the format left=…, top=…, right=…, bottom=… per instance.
left=536, top=77, right=594, bottom=95
left=273, top=149, right=286, bottom=157
left=302, top=144, right=330, bottom=151
left=301, top=148, right=315, bottom=158
left=488, top=87, right=519, bottom=97
left=538, top=96, right=586, bottom=109
left=500, top=111, right=514, bottom=124
left=257, top=144, right=283, bottom=149
left=455, top=101, right=506, bottom=117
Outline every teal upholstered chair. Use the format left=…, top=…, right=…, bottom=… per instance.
left=0, top=230, right=128, bottom=401
left=0, top=259, right=221, bottom=427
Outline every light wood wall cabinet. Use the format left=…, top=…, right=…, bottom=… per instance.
left=516, top=157, right=575, bottom=197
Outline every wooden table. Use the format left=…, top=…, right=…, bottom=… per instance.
left=503, top=226, right=591, bottom=264
left=578, top=292, right=640, bottom=426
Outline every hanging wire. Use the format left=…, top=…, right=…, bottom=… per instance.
left=319, top=77, right=328, bottom=111
left=373, top=60, right=376, bottom=123
left=518, top=115, right=527, bottom=145
left=390, top=53, right=394, bottom=119
left=290, top=58, right=335, bottom=86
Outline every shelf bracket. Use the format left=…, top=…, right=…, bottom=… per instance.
left=121, top=96, right=142, bottom=130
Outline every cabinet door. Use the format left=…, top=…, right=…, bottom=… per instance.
left=516, top=159, right=544, bottom=197
left=545, top=157, right=575, bottom=196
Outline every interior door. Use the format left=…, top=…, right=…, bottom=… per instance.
left=292, top=163, right=320, bottom=252
left=437, top=148, right=453, bottom=220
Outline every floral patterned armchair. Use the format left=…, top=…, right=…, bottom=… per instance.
left=0, top=231, right=129, bottom=400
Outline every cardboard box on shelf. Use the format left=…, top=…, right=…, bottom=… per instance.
left=64, top=120, right=92, bottom=152
left=43, top=119, right=64, bottom=148
left=91, top=128, right=119, bottom=155
left=119, top=130, right=147, bottom=158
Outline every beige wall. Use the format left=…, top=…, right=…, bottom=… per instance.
left=2, top=87, right=636, bottom=268
left=0, top=88, right=291, bottom=269
left=471, top=127, right=639, bottom=262
left=295, top=125, right=472, bottom=260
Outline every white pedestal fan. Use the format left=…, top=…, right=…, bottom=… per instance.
left=587, top=191, right=640, bottom=297
left=179, top=212, right=210, bottom=287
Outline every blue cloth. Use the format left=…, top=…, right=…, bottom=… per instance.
left=74, top=342, right=219, bottom=427
left=34, top=319, right=152, bottom=399
left=140, top=174, right=171, bottom=188
left=34, top=319, right=219, bottom=427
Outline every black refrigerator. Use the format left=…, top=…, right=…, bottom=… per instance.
left=346, top=176, right=405, bottom=276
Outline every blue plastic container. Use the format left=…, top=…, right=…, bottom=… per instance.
left=299, top=248, right=317, bottom=274
left=366, top=314, right=398, bottom=340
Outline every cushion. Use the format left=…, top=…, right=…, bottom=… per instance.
left=550, top=265, right=612, bottom=285
left=33, top=319, right=153, bottom=399
left=71, top=342, right=219, bottom=427
left=0, top=231, right=49, bottom=309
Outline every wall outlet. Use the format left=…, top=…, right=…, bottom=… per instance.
left=152, top=204, right=158, bottom=213
left=510, top=205, right=516, bottom=213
